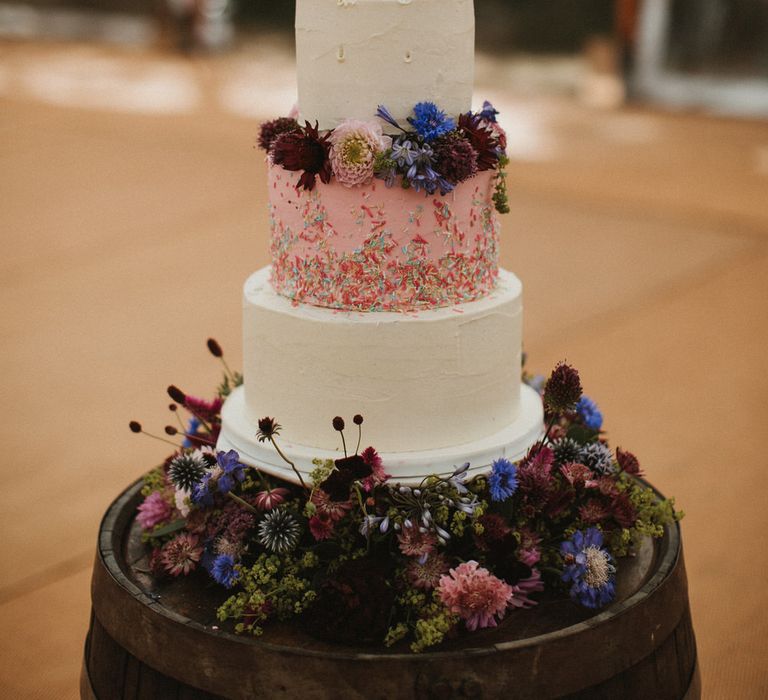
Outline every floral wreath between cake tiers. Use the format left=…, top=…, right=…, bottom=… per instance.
left=130, top=340, right=682, bottom=653
left=258, top=100, right=511, bottom=214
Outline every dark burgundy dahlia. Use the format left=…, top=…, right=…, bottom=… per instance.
left=433, top=133, right=479, bottom=184
left=458, top=113, right=502, bottom=171
left=271, top=121, right=332, bottom=191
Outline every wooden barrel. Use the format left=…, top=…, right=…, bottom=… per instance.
left=81, top=478, right=700, bottom=700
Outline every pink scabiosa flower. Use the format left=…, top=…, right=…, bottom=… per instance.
left=329, top=119, right=391, bottom=187
left=309, top=513, right=335, bottom=541
left=253, top=487, right=290, bottom=512
left=406, top=553, right=450, bottom=590
left=160, top=533, right=203, bottom=577
left=136, top=492, right=172, bottom=530
left=508, top=568, right=544, bottom=610
left=311, top=488, right=353, bottom=522
left=360, top=446, right=391, bottom=491
left=438, top=561, right=513, bottom=631
left=397, top=523, right=437, bottom=560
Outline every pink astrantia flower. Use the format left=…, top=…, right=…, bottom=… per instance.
left=311, top=488, right=353, bottom=522
left=329, top=119, right=392, bottom=187
left=398, top=523, right=437, bottom=559
left=253, top=487, right=290, bottom=512
left=137, top=492, right=172, bottom=530
left=360, top=446, right=391, bottom=492
left=508, top=568, right=545, bottom=609
left=406, top=553, right=450, bottom=590
left=438, top=561, right=513, bottom=631
left=160, top=533, right=203, bottom=577
left=309, top=513, right=335, bottom=541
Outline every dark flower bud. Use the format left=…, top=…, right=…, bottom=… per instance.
left=256, top=416, right=281, bottom=443
left=168, top=403, right=178, bottom=412
left=164, top=426, right=179, bottom=436
left=206, top=338, right=223, bottom=358
left=167, top=385, right=186, bottom=404
left=332, top=416, right=345, bottom=432
left=616, top=448, right=643, bottom=477
left=129, top=421, right=142, bottom=433
left=258, top=116, right=300, bottom=152
left=353, top=414, right=364, bottom=425
left=320, top=471, right=352, bottom=502
left=543, top=362, right=583, bottom=413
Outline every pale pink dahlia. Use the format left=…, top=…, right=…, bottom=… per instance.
left=160, top=533, right=203, bottom=577
left=137, top=492, right=172, bottom=530
left=438, top=561, right=513, bottom=631
left=508, top=568, right=545, bottom=610
left=329, top=119, right=391, bottom=187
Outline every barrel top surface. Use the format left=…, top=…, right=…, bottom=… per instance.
left=96, top=476, right=679, bottom=661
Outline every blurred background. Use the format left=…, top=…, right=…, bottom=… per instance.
left=1, top=1, right=767, bottom=697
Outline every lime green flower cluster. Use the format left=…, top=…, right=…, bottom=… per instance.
left=217, top=551, right=319, bottom=635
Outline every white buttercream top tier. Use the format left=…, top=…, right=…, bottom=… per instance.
left=296, top=0, right=475, bottom=131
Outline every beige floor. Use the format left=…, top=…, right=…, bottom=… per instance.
left=1, top=40, right=768, bottom=699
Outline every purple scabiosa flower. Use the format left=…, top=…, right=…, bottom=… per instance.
left=432, top=133, right=479, bottom=185
left=258, top=117, right=300, bottom=152
left=560, top=528, right=616, bottom=609
left=211, top=553, right=240, bottom=589
left=136, top=492, right=172, bottom=530
left=576, top=396, right=603, bottom=430
left=488, top=457, right=518, bottom=502
left=408, top=102, right=455, bottom=142
left=216, top=449, right=246, bottom=494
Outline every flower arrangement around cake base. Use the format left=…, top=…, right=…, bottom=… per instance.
left=130, top=340, right=682, bottom=653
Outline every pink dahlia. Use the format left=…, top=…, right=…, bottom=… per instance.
left=508, top=568, right=544, bottom=610
left=160, top=533, right=203, bottom=577
left=397, top=523, right=437, bottom=559
left=360, top=446, right=391, bottom=491
left=137, top=492, right=172, bottom=530
left=329, top=119, right=391, bottom=187
left=438, top=561, right=513, bottom=631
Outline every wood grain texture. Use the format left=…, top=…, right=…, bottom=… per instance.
left=82, top=478, right=699, bottom=699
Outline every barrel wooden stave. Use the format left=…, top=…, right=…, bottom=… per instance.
left=82, top=478, right=698, bottom=700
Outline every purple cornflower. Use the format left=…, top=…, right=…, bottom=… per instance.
left=560, top=528, right=616, bottom=609
left=488, top=458, right=518, bottom=502
left=408, top=102, right=455, bottom=142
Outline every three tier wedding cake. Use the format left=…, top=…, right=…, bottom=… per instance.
left=217, top=0, right=543, bottom=483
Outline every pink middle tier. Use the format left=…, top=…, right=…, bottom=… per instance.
left=268, top=164, right=500, bottom=312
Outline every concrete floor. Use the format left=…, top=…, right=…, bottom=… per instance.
left=1, top=39, right=768, bottom=699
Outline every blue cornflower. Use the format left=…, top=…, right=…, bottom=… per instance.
left=376, top=104, right=403, bottom=131
left=479, top=100, right=499, bottom=123
left=182, top=417, right=201, bottom=448
left=560, top=528, right=616, bottom=609
left=216, top=449, right=246, bottom=494
left=211, top=553, right=240, bottom=589
left=408, top=102, right=455, bottom=142
left=488, top=458, right=518, bottom=502
left=576, top=396, right=603, bottom=431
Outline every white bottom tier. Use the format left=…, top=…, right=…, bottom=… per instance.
left=218, top=383, right=543, bottom=484
left=239, top=266, right=526, bottom=454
